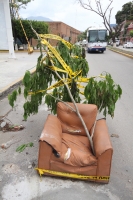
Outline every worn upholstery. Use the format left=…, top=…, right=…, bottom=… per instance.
left=40, top=114, right=62, bottom=155
left=38, top=102, right=113, bottom=183
left=57, top=102, right=97, bottom=136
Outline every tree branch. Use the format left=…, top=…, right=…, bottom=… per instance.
left=47, top=93, right=76, bottom=113
left=78, top=0, right=121, bottom=44
left=108, top=7, right=113, bottom=25
left=104, top=0, right=113, bottom=16
left=78, top=0, right=103, bottom=17
left=30, top=24, right=95, bottom=154
left=50, top=60, right=94, bottom=154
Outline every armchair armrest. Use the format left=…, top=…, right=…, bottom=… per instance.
left=40, top=114, right=62, bottom=155
left=93, top=119, right=113, bottom=158
left=93, top=119, right=113, bottom=183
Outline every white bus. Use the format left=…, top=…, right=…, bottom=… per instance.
left=87, top=26, right=107, bottom=53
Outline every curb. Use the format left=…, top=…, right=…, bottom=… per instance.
left=107, top=47, right=133, bottom=59
left=0, top=50, right=43, bottom=53
left=0, top=68, right=36, bottom=99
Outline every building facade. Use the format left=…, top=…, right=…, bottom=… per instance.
left=119, top=20, right=133, bottom=44
left=46, top=21, right=81, bottom=46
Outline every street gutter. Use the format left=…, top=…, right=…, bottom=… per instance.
left=0, top=67, right=36, bottom=99
left=107, top=46, right=133, bottom=59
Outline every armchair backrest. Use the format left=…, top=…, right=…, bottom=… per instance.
left=57, top=102, right=97, bottom=136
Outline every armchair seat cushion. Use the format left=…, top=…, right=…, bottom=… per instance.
left=51, top=133, right=97, bottom=167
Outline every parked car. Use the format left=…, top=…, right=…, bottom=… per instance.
left=81, top=39, right=87, bottom=47
left=123, top=42, right=133, bottom=48
left=116, top=40, right=120, bottom=46
left=74, top=41, right=82, bottom=46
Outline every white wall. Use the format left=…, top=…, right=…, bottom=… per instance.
left=0, top=0, right=15, bottom=58
left=0, top=0, right=8, bottom=50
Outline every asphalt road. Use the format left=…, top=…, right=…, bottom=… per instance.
left=0, top=49, right=133, bottom=200
left=86, top=49, right=133, bottom=199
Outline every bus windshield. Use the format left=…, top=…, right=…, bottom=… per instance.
left=88, top=30, right=107, bottom=42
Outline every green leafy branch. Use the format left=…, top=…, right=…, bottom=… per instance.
left=16, top=142, right=34, bottom=153
left=84, top=73, right=122, bottom=118
left=8, top=37, right=122, bottom=121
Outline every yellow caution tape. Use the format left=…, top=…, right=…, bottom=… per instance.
left=77, top=84, right=85, bottom=89
left=15, top=6, right=33, bottom=54
left=71, top=56, right=79, bottom=58
left=73, top=70, right=82, bottom=78
left=77, top=75, right=106, bottom=83
left=35, top=168, right=109, bottom=181
left=49, top=66, right=68, bottom=73
left=28, top=78, right=72, bottom=95
left=40, top=35, right=81, bottom=78
left=41, top=39, right=73, bottom=77
left=38, top=34, right=87, bottom=80
left=47, top=79, right=71, bottom=90
left=79, top=91, right=85, bottom=95
left=77, top=77, right=90, bottom=83
left=39, top=34, right=73, bottom=49
left=27, top=33, right=106, bottom=95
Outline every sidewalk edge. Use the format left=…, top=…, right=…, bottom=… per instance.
left=0, top=68, right=36, bottom=98
left=107, top=47, right=133, bottom=59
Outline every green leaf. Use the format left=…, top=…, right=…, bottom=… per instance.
left=28, top=142, right=34, bottom=147
left=18, top=87, right=21, bottom=94
left=16, top=142, right=34, bottom=153
left=16, top=144, right=26, bottom=153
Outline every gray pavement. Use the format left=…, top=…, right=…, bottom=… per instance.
left=0, top=52, right=40, bottom=97
left=0, top=49, right=133, bottom=200
left=0, top=47, right=132, bottom=97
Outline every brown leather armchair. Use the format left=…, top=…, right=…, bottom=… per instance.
left=37, top=102, right=113, bottom=183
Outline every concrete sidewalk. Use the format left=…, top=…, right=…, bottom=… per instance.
left=0, top=51, right=40, bottom=97
left=0, top=47, right=132, bottom=98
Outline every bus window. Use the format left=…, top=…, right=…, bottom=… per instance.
left=98, top=30, right=107, bottom=41
left=88, top=30, right=107, bottom=42
left=88, top=30, right=98, bottom=42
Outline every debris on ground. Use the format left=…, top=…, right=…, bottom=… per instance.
left=0, top=106, right=24, bottom=132
left=0, top=119, right=24, bottom=132
left=1, top=138, right=21, bottom=149
left=16, top=142, right=34, bottom=153
left=111, top=134, right=119, bottom=138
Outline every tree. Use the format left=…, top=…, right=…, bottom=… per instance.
left=115, top=2, right=133, bottom=25
left=122, top=22, right=130, bottom=38
left=130, top=30, right=133, bottom=37
left=77, top=0, right=123, bottom=44
left=9, top=0, right=34, bottom=19
left=78, top=29, right=87, bottom=41
left=9, top=1, right=34, bottom=50
left=8, top=33, right=122, bottom=152
left=12, top=19, right=48, bottom=44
